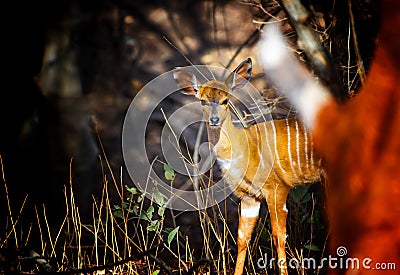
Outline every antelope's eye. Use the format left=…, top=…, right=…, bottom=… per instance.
left=221, top=99, right=229, bottom=105
left=200, top=100, right=207, bottom=105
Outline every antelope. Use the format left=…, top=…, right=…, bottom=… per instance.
left=173, top=58, right=323, bottom=275
left=258, top=0, right=400, bottom=273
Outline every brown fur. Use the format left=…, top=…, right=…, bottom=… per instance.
left=314, top=2, right=400, bottom=271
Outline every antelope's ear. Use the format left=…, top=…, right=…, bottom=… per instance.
left=173, top=69, right=200, bottom=97
left=225, top=58, right=252, bottom=91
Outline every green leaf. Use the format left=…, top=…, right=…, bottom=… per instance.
left=163, top=163, right=174, bottom=174
left=158, top=206, right=165, bottom=217
left=147, top=205, right=155, bottom=219
left=304, top=244, right=320, bottom=251
left=122, top=201, right=134, bottom=213
left=140, top=205, right=155, bottom=221
left=126, top=186, right=137, bottom=195
left=153, top=189, right=166, bottom=216
left=164, top=171, right=174, bottom=181
left=133, top=205, right=139, bottom=215
left=113, top=210, right=123, bottom=219
left=152, top=270, right=160, bottom=275
left=163, top=164, right=175, bottom=181
left=140, top=212, right=149, bottom=221
left=167, top=226, right=180, bottom=246
left=137, top=193, right=145, bottom=203
left=123, top=202, right=130, bottom=210
left=153, top=189, right=165, bottom=206
left=147, top=220, right=159, bottom=231
left=147, top=205, right=154, bottom=218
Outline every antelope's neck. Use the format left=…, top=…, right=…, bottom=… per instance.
left=213, top=112, right=246, bottom=161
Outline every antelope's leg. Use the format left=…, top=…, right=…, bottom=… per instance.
left=234, top=196, right=261, bottom=275
left=266, top=186, right=290, bottom=275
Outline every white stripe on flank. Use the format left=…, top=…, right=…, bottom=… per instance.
left=286, top=119, right=298, bottom=178
left=256, top=125, right=264, bottom=168
left=254, top=124, right=267, bottom=189
left=263, top=122, right=275, bottom=173
left=295, top=120, right=302, bottom=175
left=310, top=132, right=315, bottom=167
left=271, top=121, right=285, bottom=175
left=303, top=123, right=309, bottom=169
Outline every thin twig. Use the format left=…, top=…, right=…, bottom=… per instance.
left=279, top=0, right=345, bottom=101
left=192, top=121, right=205, bottom=190
left=348, top=0, right=366, bottom=85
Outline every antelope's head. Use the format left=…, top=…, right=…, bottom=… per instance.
left=173, top=58, right=252, bottom=146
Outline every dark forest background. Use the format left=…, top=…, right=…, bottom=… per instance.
left=0, top=0, right=379, bottom=273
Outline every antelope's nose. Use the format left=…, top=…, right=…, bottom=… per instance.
left=210, top=116, right=220, bottom=126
